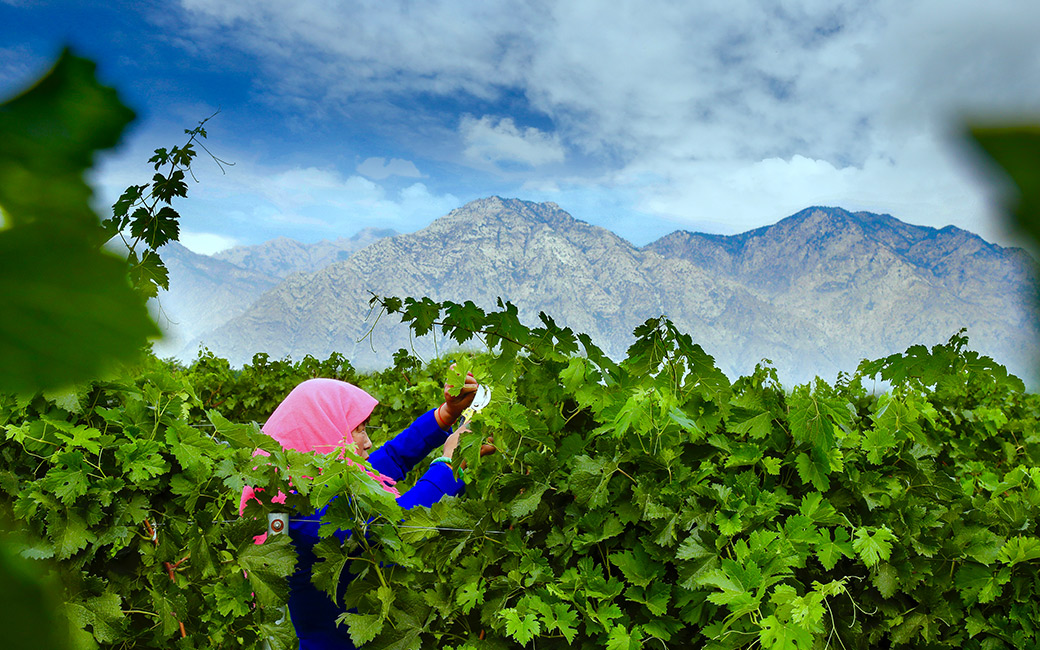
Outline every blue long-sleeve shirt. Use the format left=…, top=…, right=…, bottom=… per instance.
left=286, top=408, right=464, bottom=649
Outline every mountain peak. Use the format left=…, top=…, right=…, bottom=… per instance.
left=437, top=196, right=586, bottom=233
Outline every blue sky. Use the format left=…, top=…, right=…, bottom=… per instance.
left=3, top=0, right=1040, bottom=254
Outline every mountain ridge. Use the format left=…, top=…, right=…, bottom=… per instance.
left=178, top=198, right=1038, bottom=385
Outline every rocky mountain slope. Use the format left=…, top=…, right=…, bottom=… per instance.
left=189, top=198, right=1038, bottom=385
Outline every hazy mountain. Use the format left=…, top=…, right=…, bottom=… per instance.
left=213, top=227, right=396, bottom=278
left=150, top=242, right=281, bottom=359
left=190, top=198, right=1038, bottom=385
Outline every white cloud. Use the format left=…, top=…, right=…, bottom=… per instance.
left=356, top=157, right=423, bottom=180
left=177, top=158, right=459, bottom=237
left=179, top=230, right=238, bottom=255
left=460, top=115, right=565, bottom=167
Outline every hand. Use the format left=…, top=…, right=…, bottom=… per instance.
left=435, top=369, right=478, bottom=428
left=441, top=422, right=496, bottom=471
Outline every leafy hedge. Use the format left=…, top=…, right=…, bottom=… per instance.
left=3, top=301, right=1039, bottom=649
left=328, top=301, right=1040, bottom=650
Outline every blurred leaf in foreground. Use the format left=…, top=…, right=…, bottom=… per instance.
left=0, top=48, right=135, bottom=230
left=0, top=49, right=158, bottom=392
left=969, top=125, right=1040, bottom=245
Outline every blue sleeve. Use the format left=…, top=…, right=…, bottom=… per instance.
left=368, top=408, right=450, bottom=482
left=395, top=462, right=465, bottom=510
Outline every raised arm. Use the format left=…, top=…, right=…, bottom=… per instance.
left=368, top=408, right=450, bottom=481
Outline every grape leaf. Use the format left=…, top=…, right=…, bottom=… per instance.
left=955, top=564, right=1011, bottom=604
left=339, top=613, right=384, bottom=646
left=501, top=608, right=540, bottom=645
left=814, top=528, right=854, bottom=571
left=872, top=563, right=899, bottom=598
left=997, top=536, right=1040, bottom=566
left=853, top=527, right=896, bottom=568
left=759, top=614, right=813, bottom=650
left=546, top=603, right=579, bottom=643
left=609, top=547, right=660, bottom=587
left=606, top=623, right=642, bottom=650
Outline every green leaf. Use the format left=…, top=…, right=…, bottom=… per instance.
left=501, top=608, right=540, bottom=645
left=728, top=399, right=775, bottom=439
left=794, top=453, right=829, bottom=492
left=444, top=300, right=485, bottom=344
left=853, top=527, right=897, bottom=568
left=699, top=566, right=755, bottom=611
left=0, top=225, right=159, bottom=393
left=716, top=510, right=743, bottom=536
left=110, top=184, right=144, bottom=219
left=569, top=454, right=613, bottom=508
left=760, top=456, right=782, bottom=475
left=789, top=593, right=825, bottom=631
left=49, top=508, right=96, bottom=560
left=367, top=627, right=421, bottom=650
left=339, top=613, right=384, bottom=647
left=787, top=384, right=849, bottom=455
left=759, top=614, right=813, bottom=650
left=997, top=535, right=1040, bottom=566
left=456, top=579, right=485, bottom=614
left=667, top=406, right=702, bottom=440
left=510, top=484, right=548, bottom=518
left=627, top=582, right=671, bottom=616
left=955, top=564, right=1011, bottom=604
left=546, top=603, right=579, bottom=643
left=113, top=440, right=168, bottom=483
left=0, top=49, right=135, bottom=228
left=872, top=563, right=899, bottom=598
left=238, top=536, right=297, bottom=607
left=150, top=170, right=188, bottom=204
left=48, top=422, right=102, bottom=455
left=964, top=528, right=1005, bottom=565
left=41, top=463, right=91, bottom=505
left=64, top=592, right=124, bottom=644
left=402, top=297, right=441, bottom=337
left=814, top=528, right=854, bottom=571
left=127, top=249, right=170, bottom=298
left=609, top=547, right=660, bottom=587
left=606, top=623, right=642, bottom=650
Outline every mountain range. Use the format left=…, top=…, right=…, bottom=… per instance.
left=152, top=197, right=1038, bottom=386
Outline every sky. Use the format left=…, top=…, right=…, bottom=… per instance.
left=2, top=0, right=1040, bottom=255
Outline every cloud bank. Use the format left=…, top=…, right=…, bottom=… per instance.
left=166, top=1, right=1040, bottom=244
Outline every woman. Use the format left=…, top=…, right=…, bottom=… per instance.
left=248, top=374, right=486, bottom=649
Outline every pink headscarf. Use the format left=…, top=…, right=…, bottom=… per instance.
left=239, top=379, right=399, bottom=523
left=263, top=378, right=378, bottom=454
